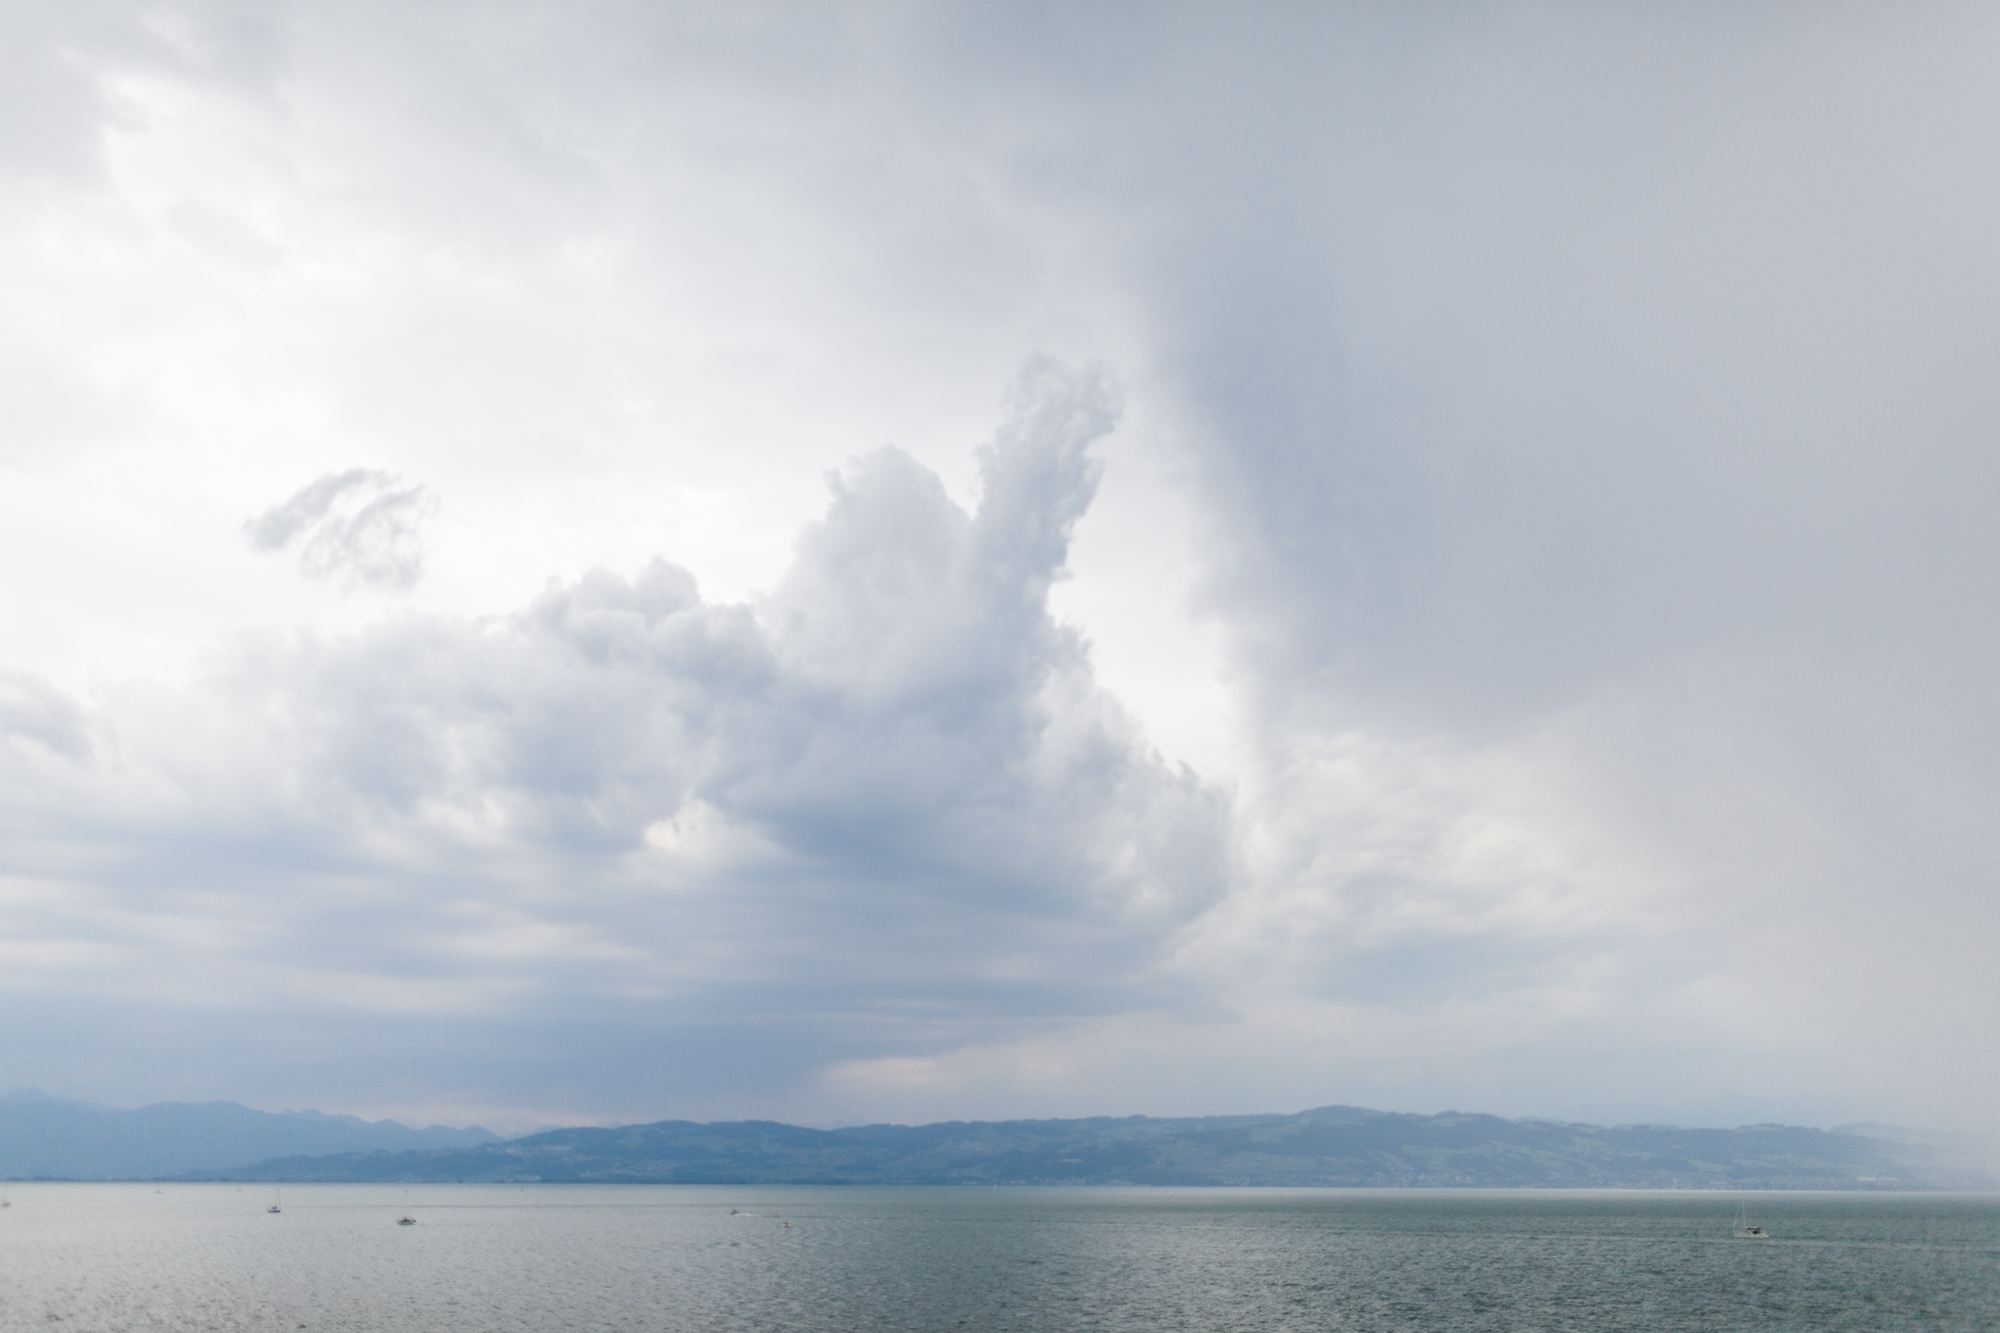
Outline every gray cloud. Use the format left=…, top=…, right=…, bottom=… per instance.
left=0, top=672, right=91, bottom=762
left=5, top=0, right=1998, bottom=1131
left=0, top=0, right=287, bottom=190
left=245, top=469, right=438, bottom=589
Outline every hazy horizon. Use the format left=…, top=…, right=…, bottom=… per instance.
left=0, top=1080, right=1976, bottom=1144
left=4, top=3, right=1997, bottom=1138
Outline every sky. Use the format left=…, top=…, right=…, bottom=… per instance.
left=2, top=0, right=1998, bottom=1137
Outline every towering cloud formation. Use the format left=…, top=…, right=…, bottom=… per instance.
left=0, top=361, right=1228, bottom=1114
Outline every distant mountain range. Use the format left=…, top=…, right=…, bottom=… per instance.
left=186, top=1105, right=1996, bottom=1190
left=8, top=1090, right=1988, bottom=1188
left=0, top=1088, right=498, bottom=1180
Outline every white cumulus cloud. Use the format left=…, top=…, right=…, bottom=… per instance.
left=0, top=360, right=1231, bottom=1116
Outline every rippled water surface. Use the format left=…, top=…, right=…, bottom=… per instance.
left=2, top=1185, right=1996, bottom=1331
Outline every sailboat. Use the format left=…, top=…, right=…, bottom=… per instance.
left=397, top=1187, right=416, bottom=1225
left=1733, top=1200, right=1768, bottom=1238
left=268, top=1185, right=282, bottom=1214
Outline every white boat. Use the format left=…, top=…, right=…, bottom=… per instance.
left=1733, top=1200, right=1768, bottom=1238
left=268, top=1185, right=282, bottom=1215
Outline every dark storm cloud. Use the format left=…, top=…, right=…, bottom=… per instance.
left=1097, top=5, right=2000, bottom=1119
left=1069, top=6, right=2000, bottom=726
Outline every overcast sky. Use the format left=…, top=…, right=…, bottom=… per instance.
left=3, top=0, right=1998, bottom=1136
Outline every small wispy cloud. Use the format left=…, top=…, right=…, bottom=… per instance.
left=245, top=469, right=438, bottom=589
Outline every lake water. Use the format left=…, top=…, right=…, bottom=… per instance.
left=2, top=1185, right=1995, bottom=1331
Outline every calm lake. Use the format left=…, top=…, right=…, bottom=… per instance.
left=2, top=1184, right=1995, bottom=1331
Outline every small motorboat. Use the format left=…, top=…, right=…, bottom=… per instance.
left=397, top=1215, right=417, bottom=1226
